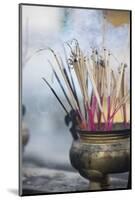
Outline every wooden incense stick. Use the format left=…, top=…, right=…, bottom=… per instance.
left=42, top=77, right=69, bottom=114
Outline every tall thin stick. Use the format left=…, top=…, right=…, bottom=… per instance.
left=42, top=77, right=69, bottom=114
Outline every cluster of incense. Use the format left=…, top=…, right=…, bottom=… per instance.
left=42, top=39, right=129, bottom=131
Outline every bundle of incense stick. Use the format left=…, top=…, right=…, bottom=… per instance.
left=43, top=39, right=130, bottom=131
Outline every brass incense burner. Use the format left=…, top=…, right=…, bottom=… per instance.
left=42, top=39, right=130, bottom=190
left=70, top=128, right=130, bottom=190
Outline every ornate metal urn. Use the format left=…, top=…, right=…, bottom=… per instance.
left=70, top=128, right=130, bottom=190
